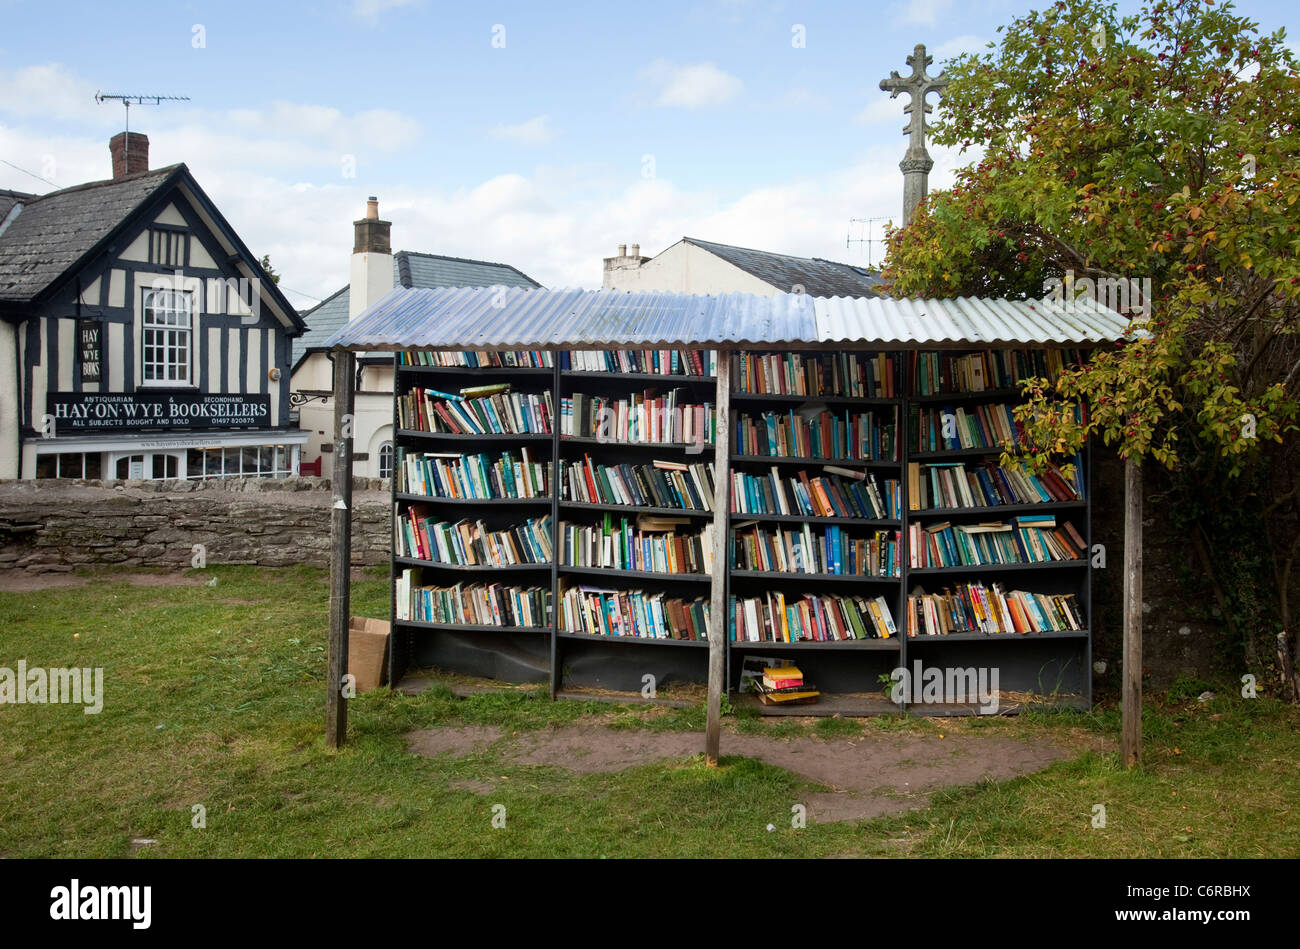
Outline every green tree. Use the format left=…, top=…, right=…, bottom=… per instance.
left=882, top=0, right=1300, bottom=689
left=259, top=254, right=281, bottom=285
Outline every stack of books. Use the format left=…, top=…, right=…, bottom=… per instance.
left=752, top=664, right=820, bottom=706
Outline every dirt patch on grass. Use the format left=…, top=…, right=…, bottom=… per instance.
left=450, top=779, right=499, bottom=794
left=124, top=572, right=208, bottom=587
left=0, top=569, right=210, bottom=592
left=405, top=724, right=1074, bottom=823
left=510, top=725, right=701, bottom=773
left=405, top=726, right=502, bottom=758
left=0, top=571, right=83, bottom=592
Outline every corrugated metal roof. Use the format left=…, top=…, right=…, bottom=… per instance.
left=324, top=286, right=1132, bottom=352
left=293, top=251, right=543, bottom=368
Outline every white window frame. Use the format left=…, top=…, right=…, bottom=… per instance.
left=377, top=441, right=395, bottom=479
left=140, top=288, right=195, bottom=387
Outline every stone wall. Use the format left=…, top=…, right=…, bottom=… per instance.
left=1089, top=449, right=1221, bottom=690
left=0, top=464, right=1234, bottom=688
left=0, top=478, right=392, bottom=570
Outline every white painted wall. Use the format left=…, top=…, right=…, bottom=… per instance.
left=0, top=322, right=19, bottom=478
left=349, top=251, right=392, bottom=320
left=603, top=241, right=778, bottom=296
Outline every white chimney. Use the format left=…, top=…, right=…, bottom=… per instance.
left=618, top=243, right=627, bottom=257
left=349, top=195, right=393, bottom=321
left=630, top=243, right=640, bottom=258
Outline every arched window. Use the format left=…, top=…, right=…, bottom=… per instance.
left=377, top=441, right=395, bottom=479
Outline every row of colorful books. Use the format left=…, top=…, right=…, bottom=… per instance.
left=907, top=583, right=1085, bottom=636
left=730, top=352, right=899, bottom=399
left=909, top=349, right=1085, bottom=396
left=559, top=585, right=711, bottom=640
left=731, top=522, right=901, bottom=577
left=909, top=516, right=1085, bottom=569
left=395, top=571, right=552, bottom=628
left=561, top=456, right=715, bottom=511
left=908, top=457, right=1084, bottom=510
left=396, top=509, right=554, bottom=567
left=730, top=592, right=897, bottom=642
left=397, top=448, right=550, bottom=500
left=394, top=348, right=1081, bottom=384
left=399, top=384, right=554, bottom=435
left=398, top=350, right=555, bottom=368
left=562, top=349, right=715, bottom=376
left=560, top=515, right=715, bottom=575
left=560, top=389, right=715, bottom=445
left=730, top=466, right=900, bottom=520
left=734, top=407, right=899, bottom=461
left=908, top=402, right=1023, bottom=453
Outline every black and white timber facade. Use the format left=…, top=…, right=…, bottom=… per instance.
left=0, top=132, right=307, bottom=480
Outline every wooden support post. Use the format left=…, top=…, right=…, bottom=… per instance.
left=1121, top=455, right=1142, bottom=768
left=326, top=349, right=357, bottom=749
left=706, top=348, right=731, bottom=766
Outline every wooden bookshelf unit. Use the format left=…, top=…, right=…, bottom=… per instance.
left=389, top=346, right=1093, bottom=713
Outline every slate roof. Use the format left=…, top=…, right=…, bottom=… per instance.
left=683, top=237, right=882, bottom=299
left=292, top=250, right=542, bottom=369
left=0, top=189, right=36, bottom=227
left=0, top=167, right=180, bottom=303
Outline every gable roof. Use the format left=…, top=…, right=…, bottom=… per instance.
left=0, top=165, right=305, bottom=333
left=0, top=167, right=178, bottom=304
left=292, top=250, right=542, bottom=369
left=683, top=237, right=882, bottom=299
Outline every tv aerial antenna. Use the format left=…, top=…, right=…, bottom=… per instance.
left=94, top=92, right=191, bottom=166
left=846, top=216, right=892, bottom=268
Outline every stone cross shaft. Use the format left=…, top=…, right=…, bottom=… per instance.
left=880, top=43, right=948, bottom=222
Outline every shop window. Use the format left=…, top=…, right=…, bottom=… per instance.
left=35, top=453, right=101, bottom=479
left=141, top=288, right=193, bottom=384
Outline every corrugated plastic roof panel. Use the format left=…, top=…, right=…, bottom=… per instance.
left=324, top=286, right=1132, bottom=352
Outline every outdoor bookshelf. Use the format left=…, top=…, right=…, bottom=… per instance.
left=389, top=345, right=1093, bottom=713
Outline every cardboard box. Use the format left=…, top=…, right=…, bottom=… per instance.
left=348, top=617, right=390, bottom=692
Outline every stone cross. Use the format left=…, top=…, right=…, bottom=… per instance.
left=880, top=43, right=948, bottom=222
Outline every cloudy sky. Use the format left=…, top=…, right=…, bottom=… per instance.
left=2, top=0, right=1296, bottom=308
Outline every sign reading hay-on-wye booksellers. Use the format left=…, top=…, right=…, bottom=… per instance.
left=47, top=393, right=271, bottom=433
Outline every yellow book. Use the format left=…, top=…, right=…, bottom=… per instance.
left=764, top=664, right=803, bottom=682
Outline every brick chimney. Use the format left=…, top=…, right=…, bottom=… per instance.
left=109, top=132, right=149, bottom=179
left=349, top=196, right=393, bottom=320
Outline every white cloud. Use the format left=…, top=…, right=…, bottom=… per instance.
left=890, top=0, right=953, bottom=28
left=855, top=95, right=907, bottom=125
left=489, top=115, right=556, bottom=146
left=933, top=34, right=989, bottom=61
left=0, top=65, right=981, bottom=307
left=641, top=59, right=743, bottom=108
left=352, top=0, right=420, bottom=24
left=770, top=87, right=830, bottom=112
left=0, top=64, right=113, bottom=124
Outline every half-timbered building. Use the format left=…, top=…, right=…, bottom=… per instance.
left=0, top=132, right=307, bottom=479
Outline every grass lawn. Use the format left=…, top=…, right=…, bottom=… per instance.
left=0, top=565, right=1296, bottom=858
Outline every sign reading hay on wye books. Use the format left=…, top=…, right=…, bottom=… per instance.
left=47, top=392, right=271, bottom=433
left=77, top=320, right=102, bottom=384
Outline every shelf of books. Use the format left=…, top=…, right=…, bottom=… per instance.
left=900, top=348, right=1092, bottom=711
left=389, top=350, right=560, bottom=686
left=553, top=350, right=719, bottom=693
left=388, top=345, right=1093, bottom=712
left=726, top=350, right=907, bottom=698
